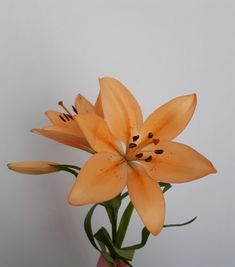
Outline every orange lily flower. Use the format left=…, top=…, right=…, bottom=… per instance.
left=68, top=77, right=217, bottom=235
left=31, top=93, right=103, bottom=153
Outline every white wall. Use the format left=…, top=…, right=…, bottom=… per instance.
left=1, top=1, right=234, bottom=266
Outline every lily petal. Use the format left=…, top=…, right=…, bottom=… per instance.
left=75, top=94, right=95, bottom=114
left=139, top=94, right=197, bottom=144
left=99, top=77, right=143, bottom=145
left=127, top=163, right=165, bottom=235
left=75, top=113, right=122, bottom=154
left=141, top=141, right=217, bottom=183
left=68, top=153, right=127, bottom=205
left=94, top=92, right=104, bottom=117
left=31, top=125, right=94, bottom=153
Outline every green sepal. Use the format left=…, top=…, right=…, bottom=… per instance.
left=55, top=164, right=81, bottom=177
left=123, top=227, right=150, bottom=250
left=84, top=204, right=99, bottom=250
left=116, top=201, right=134, bottom=248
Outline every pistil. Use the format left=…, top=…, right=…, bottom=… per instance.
left=58, top=101, right=72, bottom=116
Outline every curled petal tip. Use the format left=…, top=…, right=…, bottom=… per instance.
left=68, top=191, right=82, bottom=206
left=205, top=158, right=217, bottom=175
left=68, top=195, right=76, bottom=206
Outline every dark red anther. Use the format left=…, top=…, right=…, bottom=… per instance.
left=132, top=135, right=139, bottom=142
left=72, top=105, right=78, bottom=114
left=67, top=114, right=73, bottom=120
left=154, top=149, right=164, bottom=154
left=59, top=115, right=66, bottom=122
left=144, top=155, right=153, bottom=162
left=148, top=132, right=153, bottom=138
left=63, top=113, right=70, bottom=121
left=153, top=138, right=160, bottom=145
left=129, top=143, right=137, bottom=148
left=136, top=153, right=143, bottom=158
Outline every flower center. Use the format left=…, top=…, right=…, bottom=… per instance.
left=125, top=132, right=164, bottom=163
left=58, top=101, right=78, bottom=122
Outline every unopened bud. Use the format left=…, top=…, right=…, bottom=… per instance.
left=7, top=161, right=60, bottom=175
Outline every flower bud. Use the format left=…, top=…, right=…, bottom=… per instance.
left=7, top=161, right=60, bottom=175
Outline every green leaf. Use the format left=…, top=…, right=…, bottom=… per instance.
left=164, top=216, right=197, bottom=228
left=103, top=195, right=121, bottom=243
left=120, top=191, right=129, bottom=200
left=113, top=247, right=134, bottom=262
left=104, top=194, right=121, bottom=210
left=84, top=204, right=99, bottom=250
left=94, top=227, right=116, bottom=257
left=94, top=227, right=135, bottom=261
left=116, top=201, right=134, bottom=248
left=123, top=227, right=150, bottom=250
left=97, top=240, right=116, bottom=266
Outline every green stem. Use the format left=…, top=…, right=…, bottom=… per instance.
left=111, top=210, right=118, bottom=244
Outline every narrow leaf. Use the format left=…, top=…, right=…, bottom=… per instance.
left=116, top=201, right=134, bottom=248
left=164, top=216, right=197, bottom=228
left=94, top=228, right=134, bottom=261
left=123, top=227, right=150, bottom=250
left=120, top=191, right=129, bottom=200
left=84, top=204, right=99, bottom=250
left=94, top=227, right=116, bottom=257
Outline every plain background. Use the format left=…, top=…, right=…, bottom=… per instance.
left=1, top=0, right=234, bottom=266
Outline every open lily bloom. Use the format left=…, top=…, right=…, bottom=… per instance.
left=31, top=93, right=103, bottom=153
left=68, top=77, right=217, bottom=235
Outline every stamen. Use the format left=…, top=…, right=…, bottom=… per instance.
left=136, top=153, right=143, bottom=158
left=148, top=132, right=153, bottom=138
left=67, top=114, right=74, bottom=120
left=58, top=101, right=72, bottom=115
left=153, top=138, right=160, bottom=145
left=154, top=149, right=164, bottom=154
left=144, top=155, right=152, bottom=162
left=63, top=113, right=70, bottom=121
left=72, top=105, right=78, bottom=114
left=128, top=143, right=137, bottom=148
left=59, top=115, right=66, bottom=122
left=132, top=135, right=139, bottom=142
